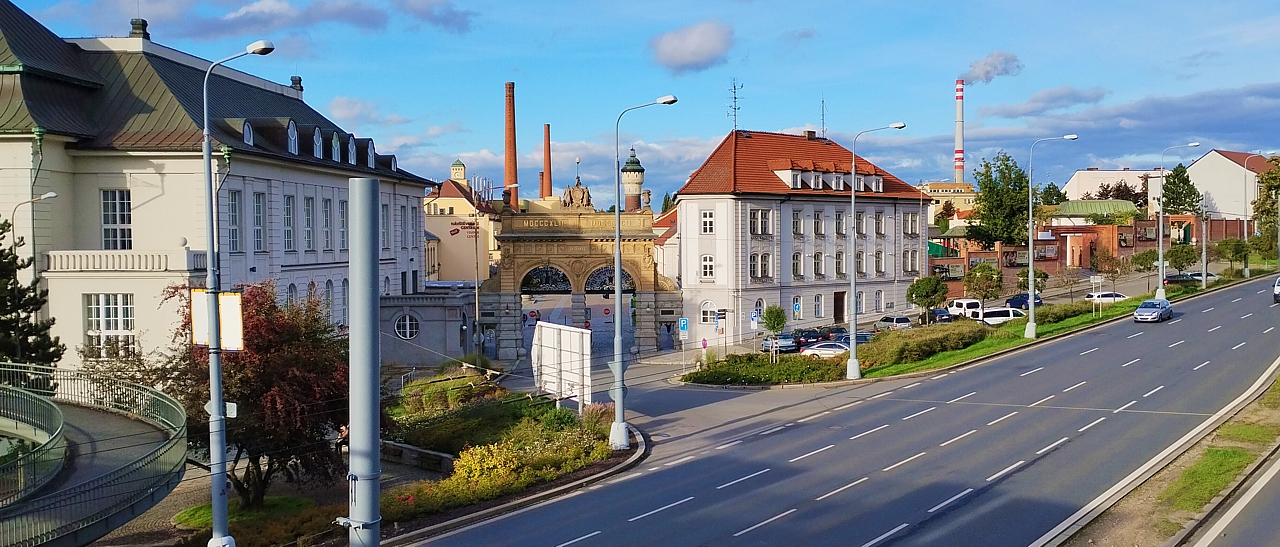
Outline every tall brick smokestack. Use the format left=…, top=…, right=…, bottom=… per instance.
left=504, top=82, right=518, bottom=210
left=541, top=124, right=552, bottom=199
left=954, top=79, right=965, bottom=184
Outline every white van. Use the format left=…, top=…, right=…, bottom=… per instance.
left=948, top=299, right=983, bottom=319
left=975, top=307, right=1026, bottom=326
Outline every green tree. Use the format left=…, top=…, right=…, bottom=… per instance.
left=0, top=217, right=65, bottom=393
left=1054, top=265, right=1084, bottom=302
left=906, top=276, right=949, bottom=324
left=1131, top=249, right=1158, bottom=292
left=963, top=262, right=1003, bottom=308
left=1094, top=248, right=1131, bottom=293
left=1160, top=164, right=1201, bottom=215
left=1085, top=211, right=1139, bottom=225
left=1168, top=243, right=1200, bottom=273
left=1215, top=239, right=1249, bottom=269
left=966, top=152, right=1031, bottom=249
left=1039, top=182, right=1067, bottom=205
left=661, top=192, right=675, bottom=213
left=1248, top=157, right=1280, bottom=261
left=763, top=304, right=787, bottom=334
left=1015, top=267, right=1049, bottom=293
left=934, top=201, right=957, bottom=224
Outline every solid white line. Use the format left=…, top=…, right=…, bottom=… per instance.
left=1128, top=332, right=1144, bottom=338
left=733, top=508, right=797, bottom=537
left=1122, top=358, right=1141, bottom=367
left=1203, top=307, right=1215, bottom=312
left=1064, top=381, right=1087, bottom=392
left=947, top=391, right=977, bottom=403
left=1169, top=340, right=1185, bottom=347
left=870, top=391, right=893, bottom=399
left=928, top=488, right=975, bottom=513
left=861, top=523, right=910, bottom=547
left=1194, top=361, right=1210, bottom=370
left=1020, top=367, right=1044, bottom=377
left=759, top=426, right=786, bottom=435
left=789, top=444, right=835, bottom=463
left=834, top=401, right=863, bottom=411
left=1232, top=298, right=1243, bottom=303
left=628, top=496, right=695, bottom=521
left=988, top=411, right=1019, bottom=426
left=1036, top=437, right=1070, bottom=455
left=1113, top=401, right=1137, bottom=414
left=607, top=472, right=643, bottom=484
left=1029, top=395, right=1056, bottom=407
left=1267, top=327, right=1276, bottom=334
left=850, top=424, right=890, bottom=440
left=797, top=411, right=830, bottom=423
left=556, top=530, right=602, bottom=547
left=1242, top=313, right=1254, bottom=319
left=931, top=374, right=948, bottom=380
left=883, top=452, right=927, bottom=471
left=664, top=456, right=695, bottom=466
left=715, top=440, right=743, bottom=450
left=1143, top=386, right=1165, bottom=398
left=901, top=382, right=922, bottom=389
left=902, top=407, right=937, bottom=420
left=1208, top=326, right=1222, bottom=332
left=940, top=430, right=977, bottom=447
left=716, top=469, right=770, bottom=489
left=1170, top=319, right=1183, bottom=324
left=986, top=460, right=1026, bottom=482
left=1080, top=347, right=1099, bottom=356
left=815, top=477, right=868, bottom=501
left=1233, top=342, right=1248, bottom=350
left=1078, top=417, right=1106, bottom=432
left=1192, top=448, right=1280, bottom=547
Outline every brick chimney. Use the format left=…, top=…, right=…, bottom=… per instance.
left=129, top=18, right=150, bottom=40
left=541, top=124, right=552, bottom=199
left=290, top=76, right=304, bottom=91
left=504, top=82, right=518, bottom=211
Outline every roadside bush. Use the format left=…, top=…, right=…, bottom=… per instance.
left=1221, top=267, right=1243, bottom=280
left=1035, top=300, right=1097, bottom=324
left=856, top=322, right=994, bottom=368
left=580, top=403, right=614, bottom=438
left=453, top=442, right=521, bottom=483
left=681, top=353, right=845, bottom=385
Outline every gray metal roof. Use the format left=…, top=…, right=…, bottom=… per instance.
left=0, top=0, right=103, bottom=87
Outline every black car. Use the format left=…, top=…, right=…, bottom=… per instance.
left=1004, top=293, right=1043, bottom=310
left=818, top=326, right=849, bottom=340
left=930, top=308, right=953, bottom=323
left=793, top=328, right=822, bottom=346
left=1164, top=273, right=1197, bottom=285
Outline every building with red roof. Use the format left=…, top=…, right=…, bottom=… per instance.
left=1187, top=150, right=1279, bottom=221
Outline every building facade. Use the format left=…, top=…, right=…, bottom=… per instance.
left=422, top=160, right=502, bottom=283
left=1186, top=150, right=1279, bottom=221
left=919, top=181, right=977, bottom=221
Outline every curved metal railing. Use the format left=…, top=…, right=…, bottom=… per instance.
left=0, top=363, right=187, bottom=547
left=0, top=385, right=66, bottom=506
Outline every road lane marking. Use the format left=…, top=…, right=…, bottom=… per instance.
left=1064, top=381, right=1087, bottom=392
left=1208, top=326, right=1221, bottom=332
left=1114, top=401, right=1137, bottom=413
left=760, top=426, right=786, bottom=435
left=931, top=374, right=948, bottom=380
left=850, top=425, right=890, bottom=440
left=901, top=382, right=922, bottom=389
left=1267, top=327, right=1276, bottom=334
left=1232, top=298, right=1243, bottom=303
left=947, top=392, right=977, bottom=403
left=1029, top=395, right=1056, bottom=407
left=833, top=401, right=863, bottom=411
left=556, top=531, right=602, bottom=547
left=1036, top=437, right=1070, bottom=455
left=607, top=472, right=643, bottom=484
left=1169, top=340, right=1185, bottom=348
left=1170, top=319, right=1182, bottom=324
left=928, top=488, right=975, bottom=513
left=628, top=496, right=695, bottom=521
left=902, top=407, right=937, bottom=420
left=1259, top=289, right=1267, bottom=294
left=1242, top=313, right=1254, bottom=319
left=1203, top=307, right=1215, bottom=312
left=1080, top=347, right=1099, bottom=355
left=940, top=430, right=977, bottom=447
left=733, top=509, right=797, bottom=537
left=861, top=523, right=910, bottom=547
left=986, top=460, right=1026, bottom=481
left=1194, top=361, right=1210, bottom=370
left=797, top=411, right=830, bottom=422
left=883, top=452, right=927, bottom=471
left=1273, top=303, right=1279, bottom=308
left=1143, top=386, right=1165, bottom=398
left=870, top=392, right=893, bottom=399
left=1078, top=417, right=1106, bottom=432
left=815, top=477, right=868, bottom=501
left=715, top=440, right=743, bottom=450
left=1122, top=358, right=1141, bottom=367
left=664, top=456, right=695, bottom=466
left=790, top=444, right=835, bottom=462
left=716, top=469, right=770, bottom=489
left=1021, top=367, right=1044, bottom=377
left=1233, top=342, right=1248, bottom=350
left=1128, top=332, right=1144, bottom=338
left=988, top=412, right=1019, bottom=426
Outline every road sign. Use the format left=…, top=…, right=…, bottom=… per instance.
left=603, top=307, right=611, bottom=316
left=702, top=338, right=708, bottom=349
left=793, top=301, right=801, bottom=318
left=750, top=309, right=759, bottom=331
left=679, top=317, right=690, bottom=340
left=1089, top=275, right=1104, bottom=284
left=204, top=400, right=238, bottom=419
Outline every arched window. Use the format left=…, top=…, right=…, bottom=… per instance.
left=792, top=296, right=802, bottom=319
left=391, top=157, right=398, bottom=171
left=332, top=134, right=341, bottom=161
left=287, top=121, right=298, bottom=154
left=700, top=301, right=716, bottom=324
left=700, top=254, right=715, bottom=279
left=242, top=121, right=254, bottom=146
left=792, top=252, right=802, bottom=277
left=324, top=280, right=334, bottom=322
left=874, top=250, right=884, bottom=273
left=313, top=128, right=323, bottom=159
left=754, top=299, right=764, bottom=320
left=341, top=279, right=350, bottom=325
left=856, top=251, right=865, bottom=274
left=856, top=291, right=865, bottom=313
left=760, top=253, right=771, bottom=278
left=749, top=253, right=759, bottom=277
left=287, top=283, right=297, bottom=306
left=383, top=276, right=390, bottom=295
left=394, top=314, right=420, bottom=340
left=835, top=251, right=845, bottom=275
left=348, top=138, right=357, bottom=165
left=813, top=252, right=823, bottom=276
left=367, top=141, right=376, bottom=168
left=814, top=294, right=823, bottom=318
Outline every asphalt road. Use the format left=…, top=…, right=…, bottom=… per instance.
left=1188, top=433, right=1280, bottom=546
left=413, top=277, right=1280, bottom=547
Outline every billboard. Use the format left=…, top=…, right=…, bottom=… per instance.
left=531, top=322, right=592, bottom=409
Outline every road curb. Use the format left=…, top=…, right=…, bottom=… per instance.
left=1163, top=423, right=1280, bottom=546
left=381, top=424, right=648, bottom=546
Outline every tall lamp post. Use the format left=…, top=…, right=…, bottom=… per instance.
left=1025, top=135, right=1078, bottom=340
left=1243, top=154, right=1266, bottom=277
left=203, top=39, right=273, bottom=547
left=469, top=182, right=515, bottom=359
left=9, top=191, right=57, bottom=362
left=847, top=122, right=905, bottom=380
left=609, top=95, right=676, bottom=449
left=1155, top=142, right=1200, bottom=300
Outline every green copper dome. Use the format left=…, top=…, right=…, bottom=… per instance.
left=621, top=148, right=645, bottom=173
left=452, top=159, right=465, bottom=167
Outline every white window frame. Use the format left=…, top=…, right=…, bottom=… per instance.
left=253, top=192, right=266, bottom=252
left=813, top=212, right=823, bottom=236
left=394, top=314, right=420, bottom=340
left=835, top=212, right=845, bottom=235
left=243, top=121, right=254, bottom=146
left=332, top=134, right=341, bottom=161
left=856, top=211, right=866, bottom=235
left=792, top=211, right=803, bottom=234
left=761, top=253, right=772, bottom=278
left=750, top=253, right=759, bottom=277
left=701, top=210, right=715, bottom=234
left=814, top=294, right=824, bottom=318
left=367, top=141, right=376, bottom=168
left=312, top=128, right=322, bottom=159
left=749, top=210, right=760, bottom=234
left=875, top=212, right=885, bottom=235
left=283, top=195, right=296, bottom=251
left=101, top=189, right=133, bottom=250
left=348, top=138, right=357, bottom=165
left=700, top=301, right=717, bottom=324
left=227, top=190, right=241, bottom=252
left=287, top=121, right=298, bottom=155
left=792, top=252, right=803, bottom=277
left=339, top=200, right=349, bottom=249
left=700, top=254, right=715, bottom=279
left=400, top=205, right=409, bottom=248
left=835, top=251, right=845, bottom=275
left=341, top=279, right=350, bottom=324
left=304, top=197, right=315, bottom=250
left=84, top=293, right=136, bottom=359
left=856, top=251, right=865, bottom=273
left=381, top=203, right=390, bottom=249
left=324, top=280, right=334, bottom=323
left=813, top=252, right=823, bottom=276
left=875, top=250, right=884, bottom=273
left=322, top=198, right=333, bottom=249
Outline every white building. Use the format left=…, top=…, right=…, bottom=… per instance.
left=1062, top=167, right=1162, bottom=205
left=0, top=11, right=435, bottom=368
left=1187, top=150, right=1278, bottom=220
left=674, top=130, right=928, bottom=347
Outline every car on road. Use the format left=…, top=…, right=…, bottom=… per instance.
left=1132, top=299, right=1173, bottom=322
left=929, top=308, right=953, bottom=323
left=1085, top=291, right=1129, bottom=304
left=800, top=341, right=850, bottom=359
left=818, top=325, right=849, bottom=340
left=1004, top=293, right=1043, bottom=310
left=1274, top=276, right=1280, bottom=303
left=873, top=315, right=914, bottom=332
left=948, top=298, right=982, bottom=319
left=975, top=307, right=1026, bottom=326
left=761, top=333, right=799, bottom=353
left=792, top=328, right=823, bottom=346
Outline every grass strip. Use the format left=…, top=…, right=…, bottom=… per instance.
left=173, top=495, right=316, bottom=529
left=1216, top=423, right=1280, bottom=444
left=863, top=336, right=1030, bottom=378
left=1158, top=447, right=1256, bottom=512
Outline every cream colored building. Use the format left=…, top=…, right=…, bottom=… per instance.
left=919, top=181, right=977, bottom=221
left=423, top=160, right=502, bottom=282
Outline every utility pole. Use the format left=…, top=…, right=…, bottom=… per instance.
left=341, top=177, right=381, bottom=546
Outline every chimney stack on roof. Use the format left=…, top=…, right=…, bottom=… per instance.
left=290, top=76, right=304, bottom=91
left=504, top=82, right=518, bottom=210
left=541, top=123, right=552, bottom=199
left=129, top=18, right=150, bottom=40
left=804, top=130, right=817, bottom=140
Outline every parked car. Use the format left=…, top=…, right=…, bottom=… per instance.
left=873, top=315, right=914, bottom=332
left=1273, top=276, right=1280, bottom=303
left=792, top=328, right=823, bottom=346
left=818, top=325, right=849, bottom=340
left=761, top=333, right=799, bottom=353
left=1189, top=272, right=1221, bottom=282
left=1132, top=299, right=1173, bottom=322
left=1004, top=293, right=1044, bottom=310
left=800, top=341, right=851, bottom=359
left=975, top=307, right=1026, bottom=326
left=947, top=298, right=983, bottom=319
left=835, top=332, right=876, bottom=345
left=1085, top=291, right=1129, bottom=304
left=929, top=308, right=953, bottom=323
left=1164, top=274, right=1196, bottom=285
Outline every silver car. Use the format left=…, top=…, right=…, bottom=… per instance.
left=1132, top=299, right=1173, bottom=323
left=800, top=341, right=851, bottom=359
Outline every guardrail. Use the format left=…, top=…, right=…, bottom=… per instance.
left=0, top=363, right=187, bottom=547
left=0, top=385, right=66, bottom=507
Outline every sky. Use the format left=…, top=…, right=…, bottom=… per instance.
left=19, top=0, right=1280, bottom=203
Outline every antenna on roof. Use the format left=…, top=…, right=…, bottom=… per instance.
left=820, top=95, right=826, bottom=138
left=727, top=79, right=743, bottom=130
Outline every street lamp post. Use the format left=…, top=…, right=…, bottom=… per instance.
left=847, top=122, right=905, bottom=380
left=203, top=39, right=273, bottom=547
left=609, top=95, right=676, bottom=449
left=1243, top=154, right=1266, bottom=278
left=1155, top=142, right=1200, bottom=300
left=1025, top=135, right=1078, bottom=340
left=9, top=191, right=57, bottom=362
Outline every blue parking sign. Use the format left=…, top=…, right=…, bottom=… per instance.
left=750, top=310, right=759, bottom=322
left=679, top=318, right=689, bottom=331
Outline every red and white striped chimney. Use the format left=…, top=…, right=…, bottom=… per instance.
left=954, top=79, right=965, bottom=184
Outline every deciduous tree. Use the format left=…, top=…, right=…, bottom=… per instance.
left=1015, top=267, right=1049, bottom=292
left=1168, top=243, right=1200, bottom=273
left=934, top=201, right=957, bottom=225
left=906, top=276, right=949, bottom=324
left=1215, top=239, right=1249, bottom=269
left=966, top=152, right=1030, bottom=250
left=1054, top=265, right=1085, bottom=302
left=1248, top=157, right=1280, bottom=260
left=963, top=262, right=1003, bottom=308
left=1131, top=249, right=1158, bottom=292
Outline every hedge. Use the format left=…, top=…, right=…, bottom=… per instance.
left=680, top=353, right=846, bottom=385
left=856, top=321, right=1000, bottom=368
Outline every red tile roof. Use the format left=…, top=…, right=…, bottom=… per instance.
left=653, top=208, right=677, bottom=229
left=427, top=179, right=497, bottom=214
left=1215, top=150, right=1279, bottom=174
left=956, top=209, right=975, bottom=220
left=655, top=225, right=677, bottom=245
left=677, top=130, right=925, bottom=200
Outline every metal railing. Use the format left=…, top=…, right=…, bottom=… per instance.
left=0, top=363, right=187, bottom=547
left=0, top=386, right=66, bottom=507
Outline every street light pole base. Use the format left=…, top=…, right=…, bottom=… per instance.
left=1155, top=288, right=1167, bottom=300
left=847, top=357, right=862, bottom=380
left=1024, top=321, right=1037, bottom=340
left=609, top=421, right=630, bottom=450
left=208, top=536, right=236, bottom=547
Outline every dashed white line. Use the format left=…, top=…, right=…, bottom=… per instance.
left=1036, top=437, right=1070, bottom=455
left=1143, top=386, right=1165, bottom=398
left=628, top=496, right=695, bottom=521
left=1169, top=340, right=1185, bottom=348
left=1233, top=342, right=1248, bottom=350
left=733, top=509, right=797, bottom=537
left=759, top=426, right=786, bottom=436
left=833, top=401, right=863, bottom=411
left=1078, top=417, right=1107, bottom=432
left=1203, top=307, right=1216, bottom=313
left=1267, top=327, right=1276, bottom=334
left=1232, top=298, right=1243, bottom=303
left=797, top=411, right=830, bottom=423
left=940, top=430, right=977, bottom=447
left=986, top=460, right=1026, bottom=482
left=901, top=382, right=923, bottom=389
left=1128, top=332, right=1144, bottom=338
left=607, top=472, right=643, bottom=484
left=556, top=531, right=602, bottom=547
left=850, top=425, right=890, bottom=440
left=815, top=477, right=868, bottom=501
left=860, top=523, right=910, bottom=547
left=902, top=407, right=937, bottom=420
left=1194, top=361, right=1211, bottom=370
left=1259, top=290, right=1267, bottom=294
left=789, top=444, right=836, bottom=463
left=1171, top=318, right=1183, bottom=324
left=1114, top=401, right=1138, bottom=413
left=1080, top=347, right=1099, bottom=356
left=1122, top=358, right=1141, bottom=367
left=1020, top=367, right=1044, bottom=377
left=1209, top=326, right=1222, bottom=332
left=928, top=488, right=975, bottom=513
left=1273, top=303, right=1279, bottom=308
left=883, top=452, right=927, bottom=471
left=715, top=440, right=743, bottom=450
left=1242, top=313, right=1254, bottom=319
left=1028, top=395, right=1056, bottom=407
left=931, top=374, right=948, bottom=380
left=664, top=456, right=695, bottom=466
left=1064, top=381, right=1087, bottom=392
left=988, top=412, right=1019, bottom=426
left=947, top=392, right=977, bottom=404
left=716, top=469, right=770, bottom=489
left=870, top=392, right=893, bottom=399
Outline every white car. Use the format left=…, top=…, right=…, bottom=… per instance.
left=800, top=342, right=850, bottom=359
left=974, top=307, right=1026, bottom=326
left=1273, top=276, right=1280, bottom=303
left=947, top=298, right=983, bottom=319
left=1085, top=291, right=1128, bottom=304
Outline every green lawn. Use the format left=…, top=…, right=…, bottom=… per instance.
left=1216, top=423, right=1280, bottom=444
left=173, top=495, right=315, bottom=529
left=1159, top=448, right=1256, bottom=512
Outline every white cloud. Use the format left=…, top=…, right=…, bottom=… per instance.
left=326, top=97, right=413, bottom=129
left=980, top=86, right=1109, bottom=118
left=649, top=20, right=734, bottom=75
left=379, top=122, right=469, bottom=153
left=960, top=50, right=1024, bottom=84
left=391, top=0, right=476, bottom=34
left=46, top=0, right=389, bottom=40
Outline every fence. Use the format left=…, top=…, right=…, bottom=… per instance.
left=0, top=385, right=66, bottom=507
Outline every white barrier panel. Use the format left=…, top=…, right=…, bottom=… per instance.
left=531, top=322, right=592, bottom=408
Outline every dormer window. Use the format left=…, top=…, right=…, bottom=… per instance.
left=834, top=174, right=845, bottom=191
left=332, top=134, right=341, bottom=161
left=287, top=121, right=298, bottom=155
left=390, top=157, right=397, bottom=171
left=313, top=128, right=322, bottom=159
left=790, top=172, right=802, bottom=190
left=347, top=138, right=356, bottom=165
left=367, top=141, right=376, bottom=168
left=812, top=172, right=824, bottom=191
left=242, top=121, right=254, bottom=146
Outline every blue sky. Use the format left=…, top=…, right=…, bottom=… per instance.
left=22, top=0, right=1280, bottom=202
